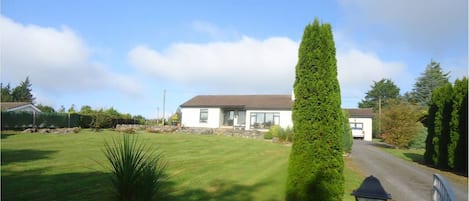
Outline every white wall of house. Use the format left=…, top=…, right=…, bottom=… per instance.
left=181, top=108, right=221, bottom=128
left=349, top=117, right=373, bottom=141
left=245, top=110, right=292, bottom=130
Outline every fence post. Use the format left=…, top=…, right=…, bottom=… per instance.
left=432, top=173, right=457, bottom=201
left=33, top=111, right=36, bottom=128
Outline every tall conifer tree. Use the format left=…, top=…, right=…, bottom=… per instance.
left=286, top=19, right=343, bottom=201
left=449, top=77, right=468, bottom=172
left=431, top=83, right=453, bottom=168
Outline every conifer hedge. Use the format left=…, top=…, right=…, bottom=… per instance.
left=449, top=77, right=468, bottom=172
left=424, top=77, right=468, bottom=173
left=1, top=111, right=80, bottom=129
left=286, top=19, right=344, bottom=201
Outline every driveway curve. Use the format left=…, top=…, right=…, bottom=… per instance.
left=351, top=140, right=467, bottom=201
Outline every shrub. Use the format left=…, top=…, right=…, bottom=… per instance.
left=285, top=126, right=294, bottom=142
left=103, top=135, right=167, bottom=201
left=264, top=132, right=273, bottom=140
left=266, top=125, right=294, bottom=142
left=342, top=110, right=353, bottom=153
left=409, top=123, right=427, bottom=149
left=269, top=125, right=283, bottom=138
left=381, top=99, right=421, bottom=148
left=90, top=112, right=112, bottom=131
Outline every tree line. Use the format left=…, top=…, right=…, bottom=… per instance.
left=358, top=60, right=467, bottom=174
left=1, top=77, right=35, bottom=102
left=1, top=77, right=147, bottom=130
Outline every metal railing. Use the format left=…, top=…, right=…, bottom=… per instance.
left=432, top=173, right=457, bottom=201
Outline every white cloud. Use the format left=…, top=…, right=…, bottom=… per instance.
left=337, top=49, right=408, bottom=102
left=129, top=33, right=409, bottom=108
left=0, top=16, right=141, bottom=95
left=129, top=36, right=299, bottom=93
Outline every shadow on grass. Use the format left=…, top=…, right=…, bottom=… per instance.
left=1, top=133, right=16, bottom=139
left=403, top=152, right=425, bottom=164
left=2, top=169, right=275, bottom=201
left=369, top=142, right=395, bottom=149
left=167, top=179, right=275, bottom=201
left=1, top=168, right=111, bottom=201
left=1, top=149, right=58, bottom=165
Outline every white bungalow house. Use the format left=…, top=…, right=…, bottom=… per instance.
left=180, top=95, right=374, bottom=141
left=180, top=95, right=293, bottom=130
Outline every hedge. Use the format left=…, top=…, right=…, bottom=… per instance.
left=1, top=112, right=80, bottom=130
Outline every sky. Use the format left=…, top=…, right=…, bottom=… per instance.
left=1, top=0, right=468, bottom=119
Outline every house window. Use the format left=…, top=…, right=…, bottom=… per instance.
left=350, top=122, right=363, bottom=130
left=237, top=111, right=246, bottom=124
left=200, top=109, right=208, bottom=123
left=250, top=112, right=280, bottom=129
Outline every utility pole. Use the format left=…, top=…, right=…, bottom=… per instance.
left=162, top=89, right=166, bottom=126
left=378, top=96, right=382, bottom=137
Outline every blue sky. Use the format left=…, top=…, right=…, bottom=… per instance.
left=1, top=0, right=467, bottom=118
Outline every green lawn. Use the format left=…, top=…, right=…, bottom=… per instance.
left=1, top=130, right=362, bottom=201
left=379, top=147, right=425, bottom=164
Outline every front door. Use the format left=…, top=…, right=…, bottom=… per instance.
left=223, top=110, right=234, bottom=126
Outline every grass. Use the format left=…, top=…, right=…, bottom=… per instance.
left=379, top=147, right=425, bottom=164
left=1, top=129, right=363, bottom=201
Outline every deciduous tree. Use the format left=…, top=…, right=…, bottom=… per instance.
left=381, top=99, right=421, bottom=148
left=36, top=104, right=56, bottom=113
left=358, top=79, right=400, bottom=111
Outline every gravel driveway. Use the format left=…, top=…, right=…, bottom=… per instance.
left=351, top=140, right=468, bottom=201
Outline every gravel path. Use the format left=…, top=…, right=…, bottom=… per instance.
left=351, top=140, right=468, bottom=201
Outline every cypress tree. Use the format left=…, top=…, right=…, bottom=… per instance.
left=424, top=103, right=437, bottom=165
left=449, top=77, right=468, bottom=172
left=431, top=83, right=453, bottom=168
left=286, top=19, right=343, bottom=201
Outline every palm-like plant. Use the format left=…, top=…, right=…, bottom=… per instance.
left=104, top=135, right=166, bottom=201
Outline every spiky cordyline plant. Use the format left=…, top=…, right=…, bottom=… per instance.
left=104, top=135, right=166, bottom=201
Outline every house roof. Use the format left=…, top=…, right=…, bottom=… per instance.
left=180, top=95, right=375, bottom=117
left=180, top=95, right=293, bottom=110
left=1, top=102, right=41, bottom=113
left=345, top=108, right=374, bottom=118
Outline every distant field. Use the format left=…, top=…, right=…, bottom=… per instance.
left=1, top=130, right=362, bottom=201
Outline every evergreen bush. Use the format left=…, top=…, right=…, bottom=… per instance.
left=342, top=110, right=353, bottom=153
left=286, top=19, right=343, bottom=201
left=409, top=123, right=427, bottom=149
